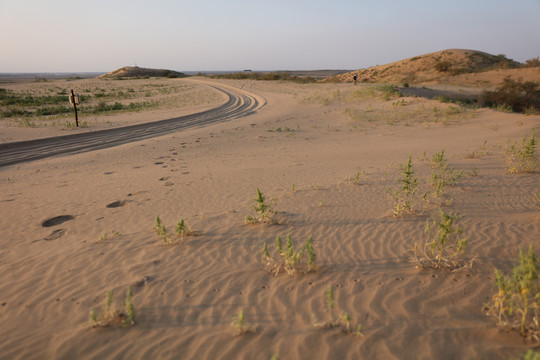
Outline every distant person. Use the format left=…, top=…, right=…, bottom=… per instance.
left=353, top=74, right=358, bottom=85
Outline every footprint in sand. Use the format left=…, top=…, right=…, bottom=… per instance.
left=106, top=200, right=128, bottom=208
left=44, top=229, right=65, bottom=241
left=41, top=215, right=75, bottom=227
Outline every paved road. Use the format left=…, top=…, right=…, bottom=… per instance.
left=0, top=83, right=263, bottom=168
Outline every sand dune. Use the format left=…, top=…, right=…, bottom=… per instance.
left=0, top=78, right=539, bottom=359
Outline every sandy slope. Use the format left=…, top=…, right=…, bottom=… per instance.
left=0, top=79, right=539, bottom=360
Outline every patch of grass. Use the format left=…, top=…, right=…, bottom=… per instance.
left=209, top=71, right=317, bottom=83
left=90, top=287, right=136, bottom=328
left=485, top=245, right=539, bottom=341
left=412, top=209, right=472, bottom=271
left=376, top=84, right=403, bottom=101
left=505, top=129, right=538, bottom=174
left=245, top=188, right=278, bottom=224
left=262, top=234, right=318, bottom=276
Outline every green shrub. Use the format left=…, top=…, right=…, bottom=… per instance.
left=524, top=57, right=540, bottom=68
left=413, top=209, right=470, bottom=270
left=386, top=155, right=424, bottom=216
left=483, top=77, right=540, bottom=113
left=485, top=245, right=539, bottom=341
left=90, top=287, right=136, bottom=328
left=245, top=188, right=278, bottom=224
left=505, top=129, right=538, bottom=174
left=262, top=234, right=318, bottom=276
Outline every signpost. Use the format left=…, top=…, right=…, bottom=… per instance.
left=69, top=89, right=80, bottom=127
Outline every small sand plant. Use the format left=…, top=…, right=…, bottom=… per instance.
left=262, top=234, right=318, bottom=276
left=430, top=150, right=463, bottom=185
left=429, top=150, right=463, bottom=202
left=230, top=310, right=254, bottom=335
left=387, top=154, right=424, bottom=216
left=153, top=215, right=169, bottom=243
left=412, top=209, right=472, bottom=271
left=245, top=188, right=278, bottom=224
left=90, top=287, right=136, bottom=328
left=175, top=218, right=199, bottom=238
left=347, top=171, right=362, bottom=185
left=505, top=129, right=538, bottom=174
left=485, top=245, right=539, bottom=341
left=97, top=231, right=120, bottom=243
left=312, top=285, right=363, bottom=335
left=154, top=216, right=197, bottom=245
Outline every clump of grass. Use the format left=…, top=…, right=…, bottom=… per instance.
left=245, top=188, right=278, bottom=224
left=386, top=155, right=424, bottom=217
left=485, top=245, right=539, bottom=341
left=154, top=216, right=198, bottom=244
left=90, top=287, right=136, bottom=328
left=230, top=310, right=255, bottom=335
left=262, top=234, right=318, bottom=276
left=412, top=209, right=472, bottom=271
left=505, top=129, right=538, bottom=174
left=312, top=285, right=363, bottom=336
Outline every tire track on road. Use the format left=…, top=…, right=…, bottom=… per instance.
left=0, top=83, right=264, bottom=168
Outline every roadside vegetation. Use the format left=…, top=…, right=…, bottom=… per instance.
left=0, top=78, right=222, bottom=127
left=206, top=71, right=318, bottom=84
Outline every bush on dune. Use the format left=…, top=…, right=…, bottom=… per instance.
left=483, top=77, right=540, bottom=113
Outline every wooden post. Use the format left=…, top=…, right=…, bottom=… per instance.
left=70, top=89, right=79, bottom=127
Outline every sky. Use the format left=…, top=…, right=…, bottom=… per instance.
left=1, top=0, right=539, bottom=73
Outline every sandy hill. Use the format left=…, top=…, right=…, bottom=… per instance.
left=98, top=66, right=186, bottom=79
left=330, top=49, right=540, bottom=86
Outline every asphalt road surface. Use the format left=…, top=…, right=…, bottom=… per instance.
left=0, top=83, right=263, bottom=168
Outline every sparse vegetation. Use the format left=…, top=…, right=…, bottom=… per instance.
left=90, top=287, right=136, bottom=328
left=387, top=155, right=424, bottom=217
left=485, top=245, right=539, bottom=341
left=412, top=209, right=471, bottom=271
left=505, top=130, right=538, bottom=174
left=175, top=218, right=198, bottom=238
left=262, top=234, right=318, bottom=276
left=245, top=188, right=278, bottom=224
left=153, top=215, right=169, bottom=243
left=154, top=216, right=197, bottom=244
left=208, top=71, right=317, bottom=83
left=311, top=285, right=363, bottom=336
left=429, top=149, right=463, bottom=199
left=230, top=310, right=254, bottom=335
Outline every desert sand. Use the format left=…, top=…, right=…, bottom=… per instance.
left=0, top=77, right=539, bottom=360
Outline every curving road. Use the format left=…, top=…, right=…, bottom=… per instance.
left=0, top=82, right=264, bottom=168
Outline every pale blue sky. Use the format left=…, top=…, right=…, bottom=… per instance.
left=1, top=0, right=539, bottom=72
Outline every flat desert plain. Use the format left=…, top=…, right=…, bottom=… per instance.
left=0, top=78, right=539, bottom=359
